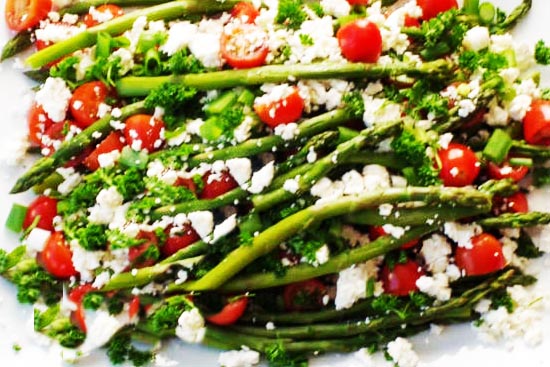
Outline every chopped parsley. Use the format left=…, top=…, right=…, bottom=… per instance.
left=535, top=39, right=550, bottom=65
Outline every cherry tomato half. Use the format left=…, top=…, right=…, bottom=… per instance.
left=346, top=0, right=369, bottom=5
left=417, top=0, right=458, bottom=21
left=83, top=4, right=124, bottom=28
left=455, top=233, right=506, bottom=276
left=5, top=0, right=52, bottom=31
left=23, top=195, right=58, bottom=231
left=68, top=284, right=95, bottom=332
left=283, top=279, right=327, bottom=311
left=40, top=232, right=78, bottom=279
left=28, top=102, right=54, bottom=146
left=369, top=226, right=419, bottom=249
left=162, top=224, right=200, bottom=258
left=128, top=231, right=159, bottom=268
left=221, top=23, right=269, bottom=69
left=523, top=99, right=550, bottom=146
left=200, top=171, right=239, bottom=199
left=70, top=81, right=112, bottom=129
left=206, top=296, right=248, bottom=326
left=381, top=259, right=424, bottom=296
left=494, top=192, right=529, bottom=215
left=83, top=131, right=125, bottom=171
left=230, top=1, right=260, bottom=24
left=128, top=296, right=140, bottom=320
left=487, top=160, right=529, bottom=182
left=437, top=142, right=480, bottom=187
left=124, top=114, right=165, bottom=152
left=40, top=120, right=80, bottom=156
left=254, top=87, right=305, bottom=128
left=336, top=19, right=382, bottom=63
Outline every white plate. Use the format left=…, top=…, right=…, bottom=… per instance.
left=0, top=1, right=549, bottom=366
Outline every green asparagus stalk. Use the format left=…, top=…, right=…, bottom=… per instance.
left=116, top=59, right=452, bottom=96
left=511, top=140, right=550, bottom=158
left=492, top=0, right=532, bottom=34
left=59, top=0, right=174, bottom=14
left=251, top=120, right=403, bottom=212
left=227, top=269, right=516, bottom=340
left=477, top=212, right=550, bottom=229
left=160, top=240, right=208, bottom=264
left=276, top=131, right=339, bottom=174
left=1, top=30, right=33, bottom=61
left=174, top=185, right=493, bottom=292
left=102, top=256, right=203, bottom=291
left=11, top=101, right=147, bottom=194
left=25, top=0, right=243, bottom=69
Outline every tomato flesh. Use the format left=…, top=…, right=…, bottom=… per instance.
left=28, top=102, right=54, bottom=146
left=5, top=0, right=52, bottom=31
left=83, top=131, right=125, bottom=171
left=437, top=142, right=480, bottom=187
left=70, top=81, right=111, bottom=129
left=523, top=99, right=550, bottom=146
left=381, top=260, right=424, bottom=296
left=128, top=231, right=159, bottom=268
left=40, top=232, right=78, bottom=279
left=487, top=161, right=529, bottom=182
left=83, top=4, right=124, bottom=28
left=494, top=192, right=529, bottom=215
left=23, top=195, right=58, bottom=231
left=200, top=171, right=239, bottom=199
left=417, top=0, right=458, bottom=21
left=336, top=19, right=382, bottom=63
left=128, top=296, right=140, bottom=320
left=283, top=279, right=327, bottom=311
left=455, top=233, right=506, bottom=276
left=231, top=1, right=260, bottom=24
left=221, top=23, right=268, bottom=69
left=69, top=284, right=95, bottom=332
left=206, top=297, right=248, bottom=325
left=254, top=87, right=305, bottom=128
left=162, top=224, right=200, bottom=258
left=124, top=114, right=165, bottom=152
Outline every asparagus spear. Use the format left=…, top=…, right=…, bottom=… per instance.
left=477, top=212, right=550, bottom=229
left=60, top=0, right=175, bottom=14
left=511, top=140, right=550, bottom=158
left=116, top=59, right=452, bottom=96
left=25, top=0, right=243, bottom=69
left=174, top=185, right=494, bottom=292
left=1, top=30, right=33, bottom=61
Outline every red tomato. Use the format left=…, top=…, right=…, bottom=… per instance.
left=283, top=279, right=327, bottom=311
left=5, top=0, right=51, bottom=31
left=523, top=99, right=550, bottom=146
left=369, top=226, right=419, bottom=249
left=254, top=87, right=305, bottom=128
left=381, top=259, right=425, bottom=296
left=206, top=296, right=248, bottom=325
left=487, top=161, right=529, bottom=182
left=231, top=1, right=260, bottom=23
left=83, top=131, right=125, bottom=171
left=174, top=177, right=198, bottom=195
left=221, top=23, right=268, bottom=69
left=23, top=196, right=58, bottom=231
left=404, top=15, right=421, bottom=27
left=494, top=192, right=529, bottom=214
left=28, top=102, right=54, bottom=146
left=437, top=143, right=480, bottom=187
left=346, top=0, right=369, bottom=5
left=123, top=114, right=165, bottom=152
left=128, top=296, right=140, bottom=319
left=336, top=19, right=382, bottom=63
left=40, top=120, right=80, bottom=156
left=128, top=231, right=159, bottom=268
left=70, top=81, right=111, bottom=129
left=83, top=4, right=124, bottom=28
left=68, top=284, right=95, bottom=332
left=455, top=233, right=506, bottom=276
left=162, top=224, right=200, bottom=258
left=417, top=0, right=458, bottom=21
left=200, top=171, right=238, bottom=199
left=40, top=232, right=78, bottom=279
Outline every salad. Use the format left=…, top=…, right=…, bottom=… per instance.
left=1, top=0, right=550, bottom=366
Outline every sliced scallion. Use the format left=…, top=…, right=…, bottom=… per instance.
left=479, top=2, right=496, bottom=24
left=5, top=203, right=28, bottom=233
left=509, top=157, right=533, bottom=167
left=483, top=129, right=513, bottom=164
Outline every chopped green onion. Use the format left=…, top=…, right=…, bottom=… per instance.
left=96, top=32, right=112, bottom=59
left=509, top=157, right=533, bottom=167
left=479, top=2, right=496, bottom=24
left=236, top=89, right=255, bottom=107
left=199, top=116, right=223, bottom=141
left=204, top=91, right=237, bottom=116
left=119, top=146, right=149, bottom=169
left=483, top=129, right=513, bottom=164
left=5, top=203, right=28, bottom=233
left=144, top=48, right=162, bottom=75
left=337, top=127, right=360, bottom=143
left=463, top=0, right=480, bottom=16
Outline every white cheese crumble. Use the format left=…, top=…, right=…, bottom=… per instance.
left=443, top=221, right=482, bottom=249
left=88, top=187, right=124, bottom=225
left=420, top=234, right=452, bottom=274
left=24, top=227, right=52, bottom=256
left=218, top=347, right=260, bottom=367
left=56, top=167, right=83, bottom=195
left=188, top=211, right=215, bottom=241
left=416, top=273, right=451, bottom=302
left=378, top=203, right=393, bottom=216
left=386, top=337, right=419, bottom=367
left=314, top=244, right=330, bottom=265
left=212, top=214, right=238, bottom=243
left=362, top=96, right=401, bottom=127
left=320, top=0, right=351, bottom=18
left=175, top=308, right=206, bottom=343
left=283, top=177, right=300, bottom=193
left=382, top=224, right=405, bottom=239
left=70, top=245, right=103, bottom=282
left=35, top=77, right=72, bottom=123
left=335, top=261, right=380, bottom=310
left=274, top=123, right=300, bottom=140
left=462, top=26, right=490, bottom=51
left=248, top=161, right=275, bottom=194
left=226, top=158, right=253, bottom=188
